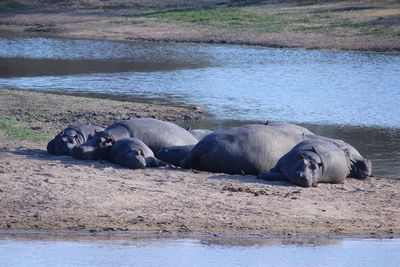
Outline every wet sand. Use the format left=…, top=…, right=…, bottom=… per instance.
left=0, top=89, right=399, bottom=237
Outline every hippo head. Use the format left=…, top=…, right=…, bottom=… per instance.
left=71, top=132, right=113, bottom=160
left=48, top=129, right=84, bottom=156
left=123, top=149, right=147, bottom=169
left=289, top=149, right=323, bottom=187
left=351, top=158, right=372, bottom=179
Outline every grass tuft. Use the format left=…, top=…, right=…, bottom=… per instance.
left=0, top=116, right=49, bottom=142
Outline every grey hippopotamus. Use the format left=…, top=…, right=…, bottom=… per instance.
left=71, top=118, right=198, bottom=160
left=47, top=124, right=104, bottom=156
left=109, top=138, right=165, bottom=169
left=182, top=124, right=307, bottom=175
left=155, top=145, right=195, bottom=167
left=258, top=139, right=353, bottom=187
left=305, top=135, right=372, bottom=179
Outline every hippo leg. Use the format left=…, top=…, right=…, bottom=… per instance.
left=47, top=139, right=57, bottom=154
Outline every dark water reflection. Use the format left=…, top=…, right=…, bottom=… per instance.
left=0, top=35, right=399, bottom=177
left=0, top=233, right=399, bottom=267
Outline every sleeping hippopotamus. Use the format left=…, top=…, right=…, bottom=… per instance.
left=47, top=124, right=104, bottom=156
left=304, top=135, right=372, bottom=179
left=181, top=124, right=307, bottom=175
left=71, top=118, right=198, bottom=160
left=258, top=139, right=353, bottom=187
left=155, top=145, right=195, bottom=167
left=109, top=138, right=166, bottom=169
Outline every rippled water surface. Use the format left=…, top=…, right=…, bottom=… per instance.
left=0, top=35, right=399, bottom=176
left=0, top=234, right=399, bottom=267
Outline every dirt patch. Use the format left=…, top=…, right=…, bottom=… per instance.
left=0, top=89, right=399, bottom=236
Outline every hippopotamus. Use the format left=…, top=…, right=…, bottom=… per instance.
left=258, top=139, right=353, bottom=187
left=182, top=124, right=307, bottom=175
left=109, top=138, right=166, bottom=169
left=188, top=128, right=213, bottom=141
left=71, top=118, right=198, bottom=160
left=305, top=135, right=372, bottom=179
left=155, top=145, right=195, bottom=167
left=47, top=124, right=104, bottom=156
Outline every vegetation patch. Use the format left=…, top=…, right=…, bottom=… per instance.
left=0, top=116, right=49, bottom=142
left=144, top=7, right=289, bottom=33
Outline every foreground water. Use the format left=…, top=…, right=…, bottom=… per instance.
left=0, top=35, right=399, bottom=177
left=1, top=234, right=399, bottom=267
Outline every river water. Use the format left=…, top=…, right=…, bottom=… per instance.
left=0, top=35, right=399, bottom=177
left=1, top=233, right=400, bottom=267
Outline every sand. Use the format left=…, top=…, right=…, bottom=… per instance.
left=0, top=89, right=399, bottom=237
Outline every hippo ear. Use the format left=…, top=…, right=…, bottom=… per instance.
left=264, top=121, right=270, bottom=125
left=56, top=130, right=64, bottom=137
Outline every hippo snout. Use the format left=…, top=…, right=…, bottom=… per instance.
left=292, top=172, right=313, bottom=187
left=125, top=155, right=146, bottom=169
left=355, top=159, right=372, bottom=179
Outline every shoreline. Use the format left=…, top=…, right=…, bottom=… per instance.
left=0, top=89, right=399, bottom=237
left=0, top=1, right=399, bottom=53
left=1, top=229, right=400, bottom=240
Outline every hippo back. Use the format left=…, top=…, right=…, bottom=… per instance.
left=117, top=118, right=198, bottom=151
left=268, top=122, right=314, bottom=136
left=184, top=124, right=306, bottom=175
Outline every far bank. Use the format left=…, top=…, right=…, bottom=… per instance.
left=0, top=0, right=399, bottom=52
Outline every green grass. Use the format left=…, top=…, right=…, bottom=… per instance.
left=0, top=116, right=49, bottom=142
left=0, top=0, right=31, bottom=12
left=144, top=7, right=289, bottom=33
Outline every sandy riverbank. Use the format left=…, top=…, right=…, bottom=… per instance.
left=0, top=0, right=399, bottom=52
left=0, top=89, right=399, bottom=237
